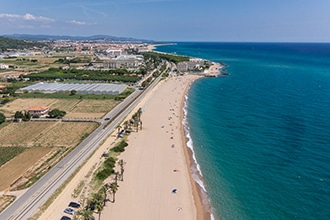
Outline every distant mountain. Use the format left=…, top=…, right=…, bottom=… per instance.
left=3, top=34, right=154, bottom=43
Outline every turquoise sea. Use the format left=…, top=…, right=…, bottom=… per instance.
left=156, top=43, right=330, bottom=220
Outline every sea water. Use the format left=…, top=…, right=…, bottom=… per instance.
left=156, top=43, right=330, bottom=220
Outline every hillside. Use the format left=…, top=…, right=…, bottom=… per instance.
left=0, top=36, right=47, bottom=52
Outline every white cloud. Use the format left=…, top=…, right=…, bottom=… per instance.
left=0, top=13, right=21, bottom=19
left=67, top=20, right=94, bottom=25
left=0, top=13, right=54, bottom=22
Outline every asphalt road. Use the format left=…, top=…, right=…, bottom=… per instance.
left=0, top=74, right=162, bottom=220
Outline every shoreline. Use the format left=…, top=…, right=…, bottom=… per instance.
left=180, top=78, right=212, bottom=220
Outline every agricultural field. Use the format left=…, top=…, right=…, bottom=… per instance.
left=0, top=121, right=56, bottom=146
left=0, top=121, right=98, bottom=147
left=0, top=146, right=26, bottom=167
left=66, top=99, right=120, bottom=118
left=0, top=95, right=117, bottom=192
left=0, top=54, right=94, bottom=72
left=48, top=99, right=81, bottom=112
left=0, top=120, right=98, bottom=191
left=0, top=98, right=58, bottom=117
left=0, top=147, right=53, bottom=191
left=0, top=98, right=120, bottom=118
left=34, top=122, right=98, bottom=147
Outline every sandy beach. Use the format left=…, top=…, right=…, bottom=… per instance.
left=37, top=74, right=209, bottom=220
left=103, top=74, right=208, bottom=219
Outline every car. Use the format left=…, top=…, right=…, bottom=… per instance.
left=102, top=153, right=109, bottom=157
left=60, top=216, right=71, bottom=220
left=64, top=208, right=76, bottom=215
left=68, top=201, right=81, bottom=208
left=104, top=117, right=110, bottom=120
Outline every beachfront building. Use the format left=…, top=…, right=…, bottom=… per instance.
left=177, top=62, right=188, bottom=72
left=177, top=58, right=206, bottom=72
left=28, top=106, right=50, bottom=116
left=103, top=55, right=144, bottom=70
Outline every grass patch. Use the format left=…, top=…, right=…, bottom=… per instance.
left=72, top=180, right=85, bottom=198
left=0, top=195, right=16, bottom=213
left=95, top=157, right=116, bottom=182
left=110, top=140, right=128, bottom=153
left=0, top=146, right=26, bottom=166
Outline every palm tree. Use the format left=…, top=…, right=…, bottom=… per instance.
left=77, top=208, right=94, bottom=220
left=114, top=171, right=119, bottom=184
left=92, top=192, right=104, bottom=220
left=118, top=159, right=125, bottom=181
left=99, top=185, right=108, bottom=205
left=138, top=108, right=142, bottom=120
left=135, top=120, right=139, bottom=132
left=109, top=182, right=119, bottom=203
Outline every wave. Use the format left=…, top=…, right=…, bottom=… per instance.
left=183, top=94, right=206, bottom=189
left=183, top=92, right=215, bottom=220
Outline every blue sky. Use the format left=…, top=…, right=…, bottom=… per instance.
left=0, top=0, right=329, bottom=42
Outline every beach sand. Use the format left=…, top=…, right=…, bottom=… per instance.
left=103, top=74, right=210, bottom=220
left=38, top=74, right=210, bottom=220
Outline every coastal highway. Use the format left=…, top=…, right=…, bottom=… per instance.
left=0, top=74, right=163, bottom=220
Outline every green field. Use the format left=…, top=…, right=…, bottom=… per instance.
left=0, top=147, right=26, bottom=167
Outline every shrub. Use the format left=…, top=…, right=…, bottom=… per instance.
left=111, top=140, right=128, bottom=153
left=95, top=156, right=116, bottom=181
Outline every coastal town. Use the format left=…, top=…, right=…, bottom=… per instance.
left=0, top=36, right=222, bottom=220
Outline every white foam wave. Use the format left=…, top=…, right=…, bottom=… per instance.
left=182, top=94, right=206, bottom=191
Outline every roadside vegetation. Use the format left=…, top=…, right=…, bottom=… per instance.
left=0, top=195, right=15, bottom=213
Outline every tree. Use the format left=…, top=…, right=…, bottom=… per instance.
left=89, top=192, right=104, bottom=220
left=23, top=111, right=31, bottom=121
left=0, top=112, right=5, bottom=124
left=109, top=182, right=119, bottom=203
left=47, top=108, right=66, bottom=118
left=14, top=111, right=24, bottom=119
left=13, top=111, right=30, bottom=121
left=141, top=80, right=148, bottom=88
left=100, top=184, right=109, bottom=204
left=70, top=89, right=77, bottom=95
left=77, top=208, right=94, bottom=220
left=118, top=159, right=125, bottom=181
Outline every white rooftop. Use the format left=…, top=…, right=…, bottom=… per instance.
left=20, top=82, right=127, bottom=95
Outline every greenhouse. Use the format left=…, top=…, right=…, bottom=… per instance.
left=19, top=82, right=127, bottom=95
